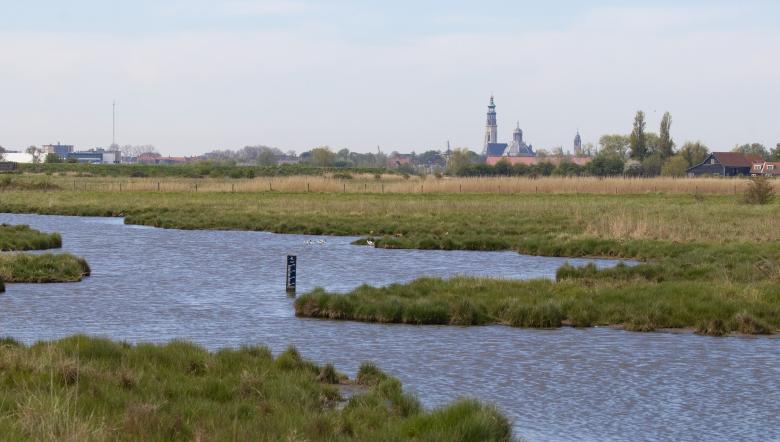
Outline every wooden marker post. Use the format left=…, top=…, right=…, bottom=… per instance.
left=286, top=255, right=297, bottom=293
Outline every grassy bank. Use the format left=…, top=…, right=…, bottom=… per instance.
left=0, top=336, right=513, bottom=441
left=0, top=253, right=91, bottom=283
left=0, top=190, right=778, bottom=254
left=0, top=224, right=62, bottom=251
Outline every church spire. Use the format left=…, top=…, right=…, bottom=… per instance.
left=483, top=95, right=498, bottom=154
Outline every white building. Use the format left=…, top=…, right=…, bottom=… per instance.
left=3, top=152, right=36, bottom=163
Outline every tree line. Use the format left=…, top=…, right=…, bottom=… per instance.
left=447, top=111, right=780, bottom=177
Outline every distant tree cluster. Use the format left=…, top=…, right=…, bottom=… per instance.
left=204, top=145, right=284, bottom=165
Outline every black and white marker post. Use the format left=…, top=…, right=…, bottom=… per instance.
left=286, top=255, right=297, bottom=294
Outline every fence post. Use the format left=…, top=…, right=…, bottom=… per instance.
left=343, top=183, right=346, bottom=193
left=381, top=183, right=384, bottom=193
left=195, top=183, right=198, bottom=192
left=460, top=184, right=462, bottom=193
left=232, top=183, right=235, bottom=193
left=307, top=183, right=310, bottom=192
left=157, top=182, right=160, bottom=192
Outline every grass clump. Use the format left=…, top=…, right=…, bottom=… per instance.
left=743, top=176, right=774, bottom=205
left=0, top=336, right=515, bottom=441
left=0, top=253, right=91, bottom=283
left=0, top=224, right=62, bottom=251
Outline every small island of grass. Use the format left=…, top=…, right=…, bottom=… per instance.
left=0, top=253, right=91, bottom=284
left=0, top=224, right=90, bottom=291
left=0, top=223, right=62, bottom=251
left=0, top=336, right=514, bottom=441
left=296, top=244, right=780, bottom=337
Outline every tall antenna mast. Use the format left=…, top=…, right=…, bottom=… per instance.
left=112, top=100, right=116, bottom=147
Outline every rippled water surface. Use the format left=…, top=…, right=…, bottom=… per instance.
left=1, top=214, right=778, bottom=441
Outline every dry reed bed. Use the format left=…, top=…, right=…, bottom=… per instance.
left=23, top=175, right=755, bottom=195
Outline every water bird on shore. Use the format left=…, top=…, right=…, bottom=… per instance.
left=366, top=240, right=375, bottom=247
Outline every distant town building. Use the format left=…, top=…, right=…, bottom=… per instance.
left=482, top=96, right=535, bottom=157
left=573, top=132, right=583, bottom=156
left=67, top=149, right=121, bottom=164
left=43, top=143, right=74, bottom=157
left=751, top=161, right=780, bottom=177
left=0, top=162, right=17, bottom=172
left=686, top=152, right=763, bottom=177
left=137, top=153, right=163, bottom=164
left=275, top=154, right=300, bottom=165
left=387, top=152, right=413, bottom=169
left=485, top=155, right=592, bottom=167
left=3, top=152, right=35, bottom=164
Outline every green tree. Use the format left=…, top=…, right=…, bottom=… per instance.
left=661, top=155, right=689, bottom=177
left=44, top=153, right=63, bottom=163
left=641, top=152, right=664, bottom=177
left=447, top=148, right=473, bottom=175
left=679, top=141, right=709, bottom=167
left=658, top=112, right=675, bottom=158
left=645, top=132, right=660, bottom=155
left=769, top=143, right=780, bottom=161
left=733, top=143, right=768, bottom=158
left=310, top=147, right=335, bottom=167
left=586, top=152, right=624, bottom=176
left=494, top=159, right=511, bottom=175
left=598, top=134, right=630, bottom=159
left=629, top=111, right=647, bottom=160
left=25, top=146, right=41, bottom=164
left=257, top=149, right=277, bottom=166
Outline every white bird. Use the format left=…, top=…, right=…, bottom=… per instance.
left=318, top=239, right=326, bottom=245
left=366, top=240, right=375, bottom=247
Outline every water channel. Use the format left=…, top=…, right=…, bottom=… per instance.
left=0, top=213, right=777, bottom=441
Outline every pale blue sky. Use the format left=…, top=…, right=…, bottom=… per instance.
left=1, top=1, right=778, bottom=155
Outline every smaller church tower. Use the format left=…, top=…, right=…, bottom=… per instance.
left=573, top=131, right=583, bottom=156
left=513, top=122, right=524, bottom=145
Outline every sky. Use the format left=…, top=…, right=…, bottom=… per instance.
left=0, top=0, right=778, bottom=156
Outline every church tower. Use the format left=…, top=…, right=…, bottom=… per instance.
left=483, top=95, right=498, bottom=154
left=573, top=131, right=583, bottom=156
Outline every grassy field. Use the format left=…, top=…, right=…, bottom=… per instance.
left=2, top=173, right=758, bottom=195
left=0, top=336, right=513, bottom=441
left=0, top=179, right=778, bottom=333
left=0, top=224, right=62, bottom=251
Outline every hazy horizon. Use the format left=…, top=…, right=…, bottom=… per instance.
left=1, top=1, right=778, bottom=156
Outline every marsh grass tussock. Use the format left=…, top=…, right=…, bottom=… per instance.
left=0, top=253, right=91, bottom=283
left=0, top=337, right=514, bottom=441
left=0, top=224, right=61, bottom=251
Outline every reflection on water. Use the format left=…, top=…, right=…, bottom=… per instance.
left=0, top=213, right=777, bottom=442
